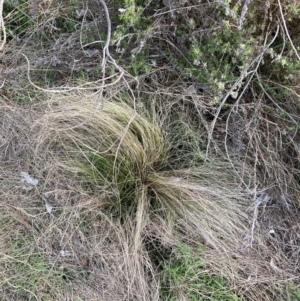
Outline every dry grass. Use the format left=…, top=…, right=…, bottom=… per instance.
left=0, top=0, right=300, bottom=300
left=33, top=95, right=247, bottom=241
left=1, top=91, right=298, bottom=300
left=0, top=94, right=245, bottom=300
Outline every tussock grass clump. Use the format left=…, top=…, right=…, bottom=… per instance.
left=34, top=95, right=248, bottom=249
left=32, top=94, right=249, bottom=299
left=35, top=98, right=166, bottom=195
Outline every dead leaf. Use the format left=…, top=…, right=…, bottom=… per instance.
left=21, top=172, right=38, bottom=186
left=270, top=258, right=280, bottom=273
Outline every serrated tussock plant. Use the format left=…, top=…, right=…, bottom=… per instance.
left=34, top=94, right=248, bottom=253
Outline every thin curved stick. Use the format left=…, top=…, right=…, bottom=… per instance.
left=277, top=0, right=300, bottom=61
left=0, top=0, right=6, bottom=51
left=22, top=53, right=124, bottom=93
left=98, top=0, right=122, bottom=72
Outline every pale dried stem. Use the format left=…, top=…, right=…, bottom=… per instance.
left=0, top=0, right=6, bottom=51
left=277, top=0, right=300, bottom=61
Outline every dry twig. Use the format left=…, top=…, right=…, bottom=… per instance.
left=277, top=0, right=300, bottom=61
left=0, top=0, right=6, bottom=51
left=22, top=0, right=126, bottom=95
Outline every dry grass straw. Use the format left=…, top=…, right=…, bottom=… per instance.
left=0, top=100, right=62, bottom=300
left=0, top=92, right=299, bottom=300
left=131, top=83, right=300, bottom=299
left=31, top=94, right=252, bottom=298
left=1, top=0, right=115, bottom=99
left=1, top=0, right=299, bottom=299
left=34, top=94, right=248, bottom=249
left=0, top=99, right=36, bottom=162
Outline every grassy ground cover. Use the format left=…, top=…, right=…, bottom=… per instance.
left=0, top=0, right=299, bottom=300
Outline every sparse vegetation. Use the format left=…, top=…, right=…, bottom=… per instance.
left=161, top=245, right=240, bottom=301
left=3, top=231, right=69, bottom=301
left=0, top=0, right=299, bottom=300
